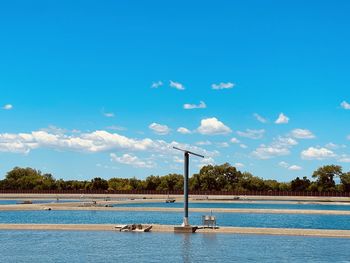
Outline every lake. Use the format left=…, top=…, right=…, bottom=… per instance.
left=1, top=210, right=350, bottom=230
left=1, top=230, right=349, bottom=262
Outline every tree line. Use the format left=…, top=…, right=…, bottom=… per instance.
left=0, top=163, right=349, bottom=192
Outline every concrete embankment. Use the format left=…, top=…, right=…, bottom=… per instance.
left=1, top=203, right=350, bottom=215
left=1, top=223, right=350, bottom=238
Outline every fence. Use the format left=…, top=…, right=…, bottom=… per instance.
left=0, top=189, right=349, bottom=197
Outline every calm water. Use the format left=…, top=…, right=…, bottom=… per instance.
left=0, top=230, right=349, bottom=262
left=115, top=201, right=350, bottom=211
left=1, top=210, right=350, bottom=230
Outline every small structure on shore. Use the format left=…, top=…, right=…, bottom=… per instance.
left=173, top=146, right=204, bottom=233
left=116, top=224, right=152, bottom=232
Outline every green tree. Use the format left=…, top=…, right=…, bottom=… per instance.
left=312, top=165, right=343, bottom=191
left=340, top=172, right=350, bottom=192
left=90, top=177, right=108, bottom=190
left=290, top=177, right=311, bottom=191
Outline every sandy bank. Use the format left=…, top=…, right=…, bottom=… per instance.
left=1, top=223, right=350, bottom=238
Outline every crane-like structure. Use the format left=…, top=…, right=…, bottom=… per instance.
left=173, top=146, right=204, bottom=233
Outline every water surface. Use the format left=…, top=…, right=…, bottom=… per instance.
left=0, top=230, right=349, bottom=262
left=115, top=201, right=350, bottom=211
left=1, top=210, right=350, bottom=230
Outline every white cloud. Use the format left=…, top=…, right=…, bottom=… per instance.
left=325, top=143, right=346, bottom=150
left=253, top=113, right=268, bottom=123
left=240, top=144, right=248, bottom=149
left=103, top=112, right=115, bottom=118
left=291, top=129, right=315, bottom=139
left=252, top=136, right=298, bottom=160
left=347, top=135, right=350, bottom=140
left=253, top=145, right=290, bottom=159
left=230, top=137, right=240, bottom=144
left=341, top=101, right=350, bottom=110
left=279, top=161, right=289, bottom=168
left=196, top=140, right=212, bottom=146
left=301, top=147, right=336, bottom=160
left=173, top=156, right=184, bottom=163
left=279, top=161, right=302, bottom=170
left=273, top=137, right=298, bottom=148
left=211, top=82, right=235, bottom=90
left=289, top=165, right=302, bottom=171
left=216, top=142, right=229, bottom=148
left=106, top=125, right=127, bottom=131
left=0, top=129, right=218, bottom=159
left=275, top=113, right=289, bottom=124
left=177, top=127, right=192, bottom=134
left=169, top=80, right=185, bottom=90
left=235, top=162, right=245, bottom=168
left=197, top=117, right=232, bottom=135
left=149, top=123, right=171, bottom=135
left=237, top=129, right=265, bottom=140
left=110, top=153, right=155, bottom=168
left=183, top=101, right=206, bottom=110
left=151, top=81, right=163, bottom=88
left=2, top=104, right=13, bottom=110
left=197, top=157, right=215, bottom=168
left=338, top=155, right=350, bottom=163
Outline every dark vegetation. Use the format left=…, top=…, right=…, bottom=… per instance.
left=0, top=164, right=349, bottom=192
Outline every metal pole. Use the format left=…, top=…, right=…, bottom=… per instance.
left=183, top=151, right=189, bottom=226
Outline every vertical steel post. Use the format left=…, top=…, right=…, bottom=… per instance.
left=183, top=151, right=189, bottom=226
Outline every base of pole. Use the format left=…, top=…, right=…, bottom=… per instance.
left=174, top=226, right=198, bottom=233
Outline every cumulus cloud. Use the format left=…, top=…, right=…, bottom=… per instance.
left=211, top=82, right=235, bottom=90
left=196, top=157, right=215, bottom=168
left=301, top=147, right=336, bottom=160
left=230, top=137, right=240, bottom=144
left=341, top=101, right=350, bottom=110
left=177, top=127, right=192, bottom=134
left=197, top=117, right=232, bottom=135
left=252, top=137, right=297, bottom=159
left=216, top=142, right=229, bottom=148
left=253, top=113, right=268, bottom=123
left=253, top=145, right=290, bottom=159
left=110, top=153, right=155, bottom=168
left=149, top=123, right=171, bottom=135
left=279, top=161, right=302, bottom=170
left=0, top=129, right=216, bottom=158
left=151, top=81, right=163, bottom=88
left=2, top=104, right=13, bottom=110
left=196, top=140, right=212, bottom=146
left=183, top=101, right=206, bottom=110
left=240, top=144, right=248, bottom=149
left=169, top=80, right=185, bottom=90
left=291, top=129, right=315, bottom=139
left=237, top=129, right=265, bottom=140
left=275, top=113, right=289, bottom=124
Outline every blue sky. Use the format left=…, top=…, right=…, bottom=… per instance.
left=0, top=0, right=350, bottom=181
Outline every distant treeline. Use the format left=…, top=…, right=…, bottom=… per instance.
left=0, top=163, right=349, bottom=192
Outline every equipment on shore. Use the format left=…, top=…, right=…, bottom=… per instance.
left=173, top=146, right=204, bottom=233
left=202, top=210, right=217, bottom=229
left=116, top=224, right=152, bottom=232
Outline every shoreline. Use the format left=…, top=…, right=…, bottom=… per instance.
left=1, top=223, right=350, bottom=238
left=1, top=203, right=350, bottom=215
left=1, top=193, right=350, bottom=202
